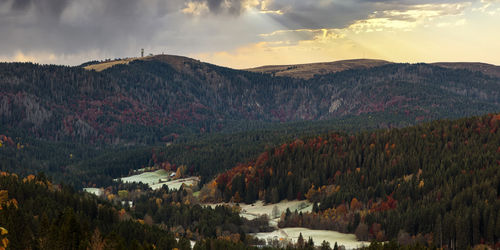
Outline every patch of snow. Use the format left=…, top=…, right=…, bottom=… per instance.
left=252, top=227, right=369, bottom=249
left=205, top=200, right=312, bottom=227
left=115, top=170, right=199, bottom=191
left=149, top=177, right=199, bottom=190
left=117, top=169, right=170, bottom=187
left=83, top=188, right=103, bottom=196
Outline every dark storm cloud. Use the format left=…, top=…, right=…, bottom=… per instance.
left=206, top=0, right=225, bottom=13
left=0, top=0, right=187, bottom=61
left=11, top=0, right=32, bottom=11
left=0, top=0, right=477, bottom=65
left=5, top=0, right=69, bottom=18
left=193, top=0, right=248, bottom=15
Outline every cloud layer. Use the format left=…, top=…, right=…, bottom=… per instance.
left=0, top=0, right=498, bottom=66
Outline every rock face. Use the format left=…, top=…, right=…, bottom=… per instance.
left=1, top=56, right=500, bottom=144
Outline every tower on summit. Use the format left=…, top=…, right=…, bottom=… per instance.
left=141, top=48, right=144, bottom=57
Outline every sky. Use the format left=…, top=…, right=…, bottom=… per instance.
left=0, top=0, right=499, bottom=68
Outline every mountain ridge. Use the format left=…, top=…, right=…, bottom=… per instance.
left=1, top=55, right=500, bottom=144
left=84, top=55, right=500, bottom=80
left=245, top=59, right=391, bottom=79
left=245, top=58, right=500, bottom=79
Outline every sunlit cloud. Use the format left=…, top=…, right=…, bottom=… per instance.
left=192, top=1, right=500, bottom=68
left=259, top=28, right=344, bottom=41
left=258, top=0, right=287, bottom=15
left=182, top=1, right=209, bottom=16
left=194, top=29, right=373, bottom=68
left=259, top=9, right=284, bottom=15
left=349, top=3, right=470, bottom=33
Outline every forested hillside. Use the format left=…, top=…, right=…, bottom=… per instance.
left=1, top=55, right=499, bottom=144
left=0, top=172, right=185, bottom=249
left=210, top=113, right=500, bottom=249
left=0, top=113, right=410, bottom=189
left=0, top=172, right=286, bottom=250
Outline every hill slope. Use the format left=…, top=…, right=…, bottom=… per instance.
left=245, top=59, right=390, bottom=79
left=0, top=172, right=182, bottom=249
left=1, top=56, right=500, bottom=144
left=247, top=59, right=500, bottom=79
left=208, top=113, right=500, bottom=248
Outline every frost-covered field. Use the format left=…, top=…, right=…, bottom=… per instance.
left=206, top=200, right=312, bottom=227
left=117, top=169, right=170, bottom=186
left=83, top=188, right=103, bottom=196
left=149, top=177, right=199, bottom=190
left=240, top=200, right=312, bottom=220
left=205, top=200, right=368, bottom=248
left=116, top=170, right=198, bottom=190
left=252, top=227, right=369, bottom=249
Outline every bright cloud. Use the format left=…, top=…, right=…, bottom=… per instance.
left=349, top=3, right=470, bottom=33
left=182, top=1, right=209, bottom=16
left=192, top=1, right=500, bottom=68
left=1, top=0, right=499, bottom=66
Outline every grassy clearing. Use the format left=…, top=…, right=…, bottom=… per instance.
left=149, top=177, right=199, bottom=190
left=83, top=187, right=103, bottom=196
left=252, top=227, right=369, bottom=249
left=116, top=169, right=199, bottom=190
left=205, top=200, right=312, bottom=227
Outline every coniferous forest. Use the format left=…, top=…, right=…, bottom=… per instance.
left=210, top=114, right=500, bottom=249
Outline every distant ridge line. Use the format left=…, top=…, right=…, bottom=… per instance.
left=82, top=54, right=500, bottom=79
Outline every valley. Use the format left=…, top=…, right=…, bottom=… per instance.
left=1, top=56, right=500, bottom=249
left=3, top=0, right=500, bottom=248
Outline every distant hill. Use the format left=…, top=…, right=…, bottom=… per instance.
left=245, top=59, right=390, bottom=79
left=246, top=59, right=500, bottom=79
left=83, top=54, right=202, bottom=72
left=1, top=55, right=500, bottom=144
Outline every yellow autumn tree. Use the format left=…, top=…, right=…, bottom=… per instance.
left=0, top=191, right=7, bottom=208
left=117, top=190, right=129, bottom=199
left=0, top=191, right=10, bottom=249
left=418, top=180, right=425, bottom=188
left=304, top=185, right=317, bottom=201
left=0, top=227, right=8, bottom=250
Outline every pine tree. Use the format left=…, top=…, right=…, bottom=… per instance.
left=321, top=240, right=331, bottom=250
left=297, top=232, right=305, bottom=248
left=434, top=214, right=442, bottom=248
left=471, top=208, right=480, bottom=245
left=495, top=210, right=500, bottom=243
